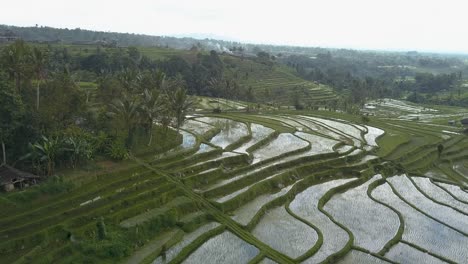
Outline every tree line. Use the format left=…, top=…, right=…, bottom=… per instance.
left=0, top=40, right=193, bottom=176
left=283, top=51, right=468, bottom=109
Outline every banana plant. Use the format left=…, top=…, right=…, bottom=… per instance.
left=65, top=137, right=93, bottom=168
left=24, top=136, right=65, bottom=176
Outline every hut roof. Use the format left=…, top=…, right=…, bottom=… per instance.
left=0, top=164, right=39, bottom=186
left=461, top=118, right=468, bottom=125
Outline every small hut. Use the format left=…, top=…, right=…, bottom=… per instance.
left=0, top=165, right=40, bottom=192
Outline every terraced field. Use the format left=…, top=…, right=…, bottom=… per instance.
left=1, top=110, right=467, bottom=263
left=223, top=57, right=337, bottom=106
left=141, top=45, right=338, bottom=108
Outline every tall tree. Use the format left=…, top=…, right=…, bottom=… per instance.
left=0, top=73, right=25, bottom=164
left=168, top=87, right=194, bottom=131
left=140, top=88, right=164, bottom=146
left=107, top=92, right=141, bottom=147
left=1, top=40, right=31, bottom=93
left=31, top=47, right=48, bottom=110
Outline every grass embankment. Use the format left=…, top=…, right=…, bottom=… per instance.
left=0, top=125, right=182, bottom=263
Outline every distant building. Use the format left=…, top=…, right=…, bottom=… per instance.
left=448, top=120, right=456, bottom=126
left=0, top=165, right=40, bottom=192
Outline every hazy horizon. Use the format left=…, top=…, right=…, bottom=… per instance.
left=3, top=0, right=468, bottom=54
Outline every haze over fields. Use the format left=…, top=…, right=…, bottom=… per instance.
left=3, top=0, right=468, bottom=53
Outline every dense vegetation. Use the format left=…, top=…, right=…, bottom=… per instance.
left=283, top=51, right=468, bottom=107
left=1, top=25, right=468, bottom=264
left=0, top=40, right=194, bottom=174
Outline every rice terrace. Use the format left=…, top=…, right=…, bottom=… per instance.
left=2, top=94, right=468, bottom=263
left=2, top=4, right=468, bottom=263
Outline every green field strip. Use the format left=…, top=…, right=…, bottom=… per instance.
left=173, top=152, right=248, bottom=177
left=182, top=168, right=225, bottom=188
left=147, top=222, right=223, bottom=264
left=124, top=229, right=183, bottom=264
left=156, top=147, right=223, bottom=170
left=0, top=169, right=155, bottom=229
left=384, top=122, right=443, bottom=140
left=436, top=163, right=468, bottom=187
left=0, top=182, right=180, bottom=255
left=0, top=173, right=167, bottom=236
left=0, top=165, right=150, bottom=218
left=119, top=196, right=194, bottom=228
left=384, top=136, right=428, bottom=161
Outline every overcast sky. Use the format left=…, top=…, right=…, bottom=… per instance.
left=2, top=0, right=468, bottom=53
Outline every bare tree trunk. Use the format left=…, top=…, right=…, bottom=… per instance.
left=147, top=123, right=153, bottom=146
left=1, top=141, right=6, bottom=165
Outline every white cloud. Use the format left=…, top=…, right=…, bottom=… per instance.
left=2, top=0, right=468, bottom=53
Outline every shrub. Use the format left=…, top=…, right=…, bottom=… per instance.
left=106, top=137, right=128, bottom=160
left=97, top=217, right=107, bottom=240
left=38, top=175, right=74, bottom=195
left=64, top=137, right=94, bottom=168
left=361, top=115, right=370, bottom=124
left=80, top=231, right=132, bottom=259
left=92, top=131, right=111, bottom=155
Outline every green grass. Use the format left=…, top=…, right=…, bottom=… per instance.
left=376, top=132, right=411, bottom=157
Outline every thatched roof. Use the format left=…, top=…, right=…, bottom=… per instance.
left=0, top=164, right=39, bottom=186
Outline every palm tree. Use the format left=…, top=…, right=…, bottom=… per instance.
left=140, top=88, right=164, bottom=146
left=168, top=87, right=194, bottom=131
left=31, top=47, right=47, bottom=110
left=107, top=92, right=141, bottom=147
left=1, top=40, right=31, bottom=93
left=208, top=77, right=222, bottom=108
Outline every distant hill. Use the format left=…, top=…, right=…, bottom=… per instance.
left=0, top=24, right=332, bottom=56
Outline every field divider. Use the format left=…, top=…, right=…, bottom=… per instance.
left=131, top=156, right=296, bottom=264
left=408, top=175, right=468, bottom=216
left=386, top=177, right=468, bottom=236
left=284, top=200, right=324, bottom=262
left=367, top=179, right=404, bottom=256
left=399, top=240, right=456, bottom=264
left=247, top=253, right=266, bottom=264
left=317, top=177, right=368, bottom=263
left=431, top=179, right=468, bottom=205
left=351, top=246, right=397, bottom=264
